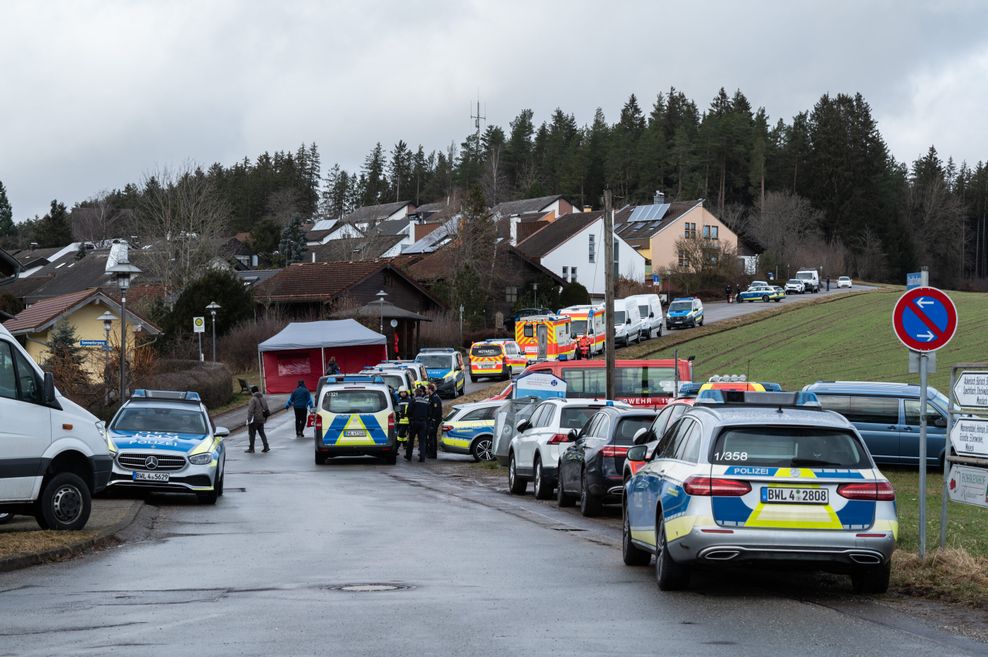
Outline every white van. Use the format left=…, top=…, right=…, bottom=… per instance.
left=626, top=294, right=663, bottom=340
left=612, top=298, right=644, bottom=347
left=796, top=269, right=821, bottom=293
left=0, top=324, right=112, bottom=530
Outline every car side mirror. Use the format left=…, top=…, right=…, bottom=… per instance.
left=516, top=420, right=531, bottom=433
left=649, top=312, right=654, bottom=318
left=633, top=427, right=654, bottom=445
left=625, top=318, right=631, bottom=324
left=43, top=371, right=56, bottom=404
left=627, top=445, right=648, bottom=462
left=934, top=417, right=947, bottom=429
left=215, top=426, right=230, bottom=437
left=567, top=429, right=578, bottom=442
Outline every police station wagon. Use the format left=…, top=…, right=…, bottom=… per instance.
left=314, top=375, right=398, bottom=465
left=622, top=390, right=896, bottom=594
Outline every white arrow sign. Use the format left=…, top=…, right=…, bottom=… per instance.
left=917, top=331, right=935, bottom=342
left=916, top=297, right=934, bottom=308
left=953, top=371, right=988, bottom=409
left=951, top=417, right=988, bottom=458
left=946, top=464, right=988, bottom=509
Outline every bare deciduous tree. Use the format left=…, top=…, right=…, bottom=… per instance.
left=751, top=191, right=822, bottom=274
left=71, top=191, right=119, bottom=244
left=138, top=166, right=230, bottom=295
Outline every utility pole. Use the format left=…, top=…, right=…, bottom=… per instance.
left=603, top=190, right=616, bottom=401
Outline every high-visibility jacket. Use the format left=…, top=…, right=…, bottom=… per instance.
left=397, top=399, right=411, bottom=425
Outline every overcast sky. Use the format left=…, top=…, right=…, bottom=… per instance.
left=2, top=0, right=987, bottom=220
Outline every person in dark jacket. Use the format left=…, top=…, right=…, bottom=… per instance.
left=324, top=356, right=340, bottom=375
left=246, top=386, right=270, bottom=453
left=405, top=386, right=431, bottom=462
left=284, top=380, right=313, bottom=438
left=427, top=382, right=443, bottom=459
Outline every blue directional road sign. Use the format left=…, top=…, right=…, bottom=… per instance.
left=892, top=286, right=958, bottom=352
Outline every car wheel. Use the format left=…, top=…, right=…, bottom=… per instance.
left=197, top=486, right=219, bottom=505
left=0, top=512, right=13, bottom=525
left=534, top=456, right=553, bottom=500
left=655, top=512, right=690, bottom=590
left=762, top=295, right=769, bottom=302
left=314, top=451, right=327, bottom=465
left=698, top=317, right=704, bottom=326
left=472, top=436, right=494, bottom=462
left=579, top=470, right=601, bottom=517
left=508, top=453, right=527, bottom=495
left=468, top=372, right=475, bottom=383
left=851, top=561, right=891, bottom=594
left=215, top=467, right=225, bottom=497
left=623, top=502, right=651, bottom=566
left=557, top=472, right=575, bottom=507
left=502, top=366, right=510, bottom=381
left=35, top=472, right=91, bottom=531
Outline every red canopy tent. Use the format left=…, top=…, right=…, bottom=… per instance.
left=257, top=320, right=387, bottom=393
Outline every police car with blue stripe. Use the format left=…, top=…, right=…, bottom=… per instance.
left=314, top=375, right=398, bottom=465
left=414, top=348, right=465, bottom=398
left=439, top=400, right=501, bottom=462
left=665, top=297, right=704, bottom=329
left=622, top=389, right=896, bottom=593
left=105, top=390, right=229, bottom=504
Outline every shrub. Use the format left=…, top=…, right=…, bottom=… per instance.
left=136, top=360, right=233, bottom=409
left=219, top=313, right=290, bottom=373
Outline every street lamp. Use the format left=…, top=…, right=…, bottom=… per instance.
left=206, top=301, right=221, bottom=362
left=106, top=262, right=141, bottom=402
left=97, top=311, right=116, bottom=404
left=374, top=290, right=388, bottom=334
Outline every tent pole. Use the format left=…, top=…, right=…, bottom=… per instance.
left=258, top=350, right=265, bottom=395
left=321, top=347, right=325, bottom=375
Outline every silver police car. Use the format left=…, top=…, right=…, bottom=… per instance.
left=106, top=390, right=229, bottom=504
left=622, top=390, right=897, bottom=593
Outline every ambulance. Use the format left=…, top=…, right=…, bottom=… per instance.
left=558, top=304, right=605, bottom=356
left=514, top=314, right=576, bottom=362
left=468, top=339, right=527, bottom=382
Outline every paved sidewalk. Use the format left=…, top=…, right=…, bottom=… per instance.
left=211, top=393, right=290, bottom=434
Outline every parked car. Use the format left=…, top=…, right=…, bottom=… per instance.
left=626, top=294, right=664, bottom=340
left=838, top=276, right=853, bottom=288
left=557, top=407, right=656, bottom=516
left=622, top=390, right=896, bottom=593
left=625, top=399, right=695, bottom=478
left=802, top=381, right=950, bottom=467
left=613, top=298, right=644, bottom=347
left=665, top=297, right=704, bottom=330
left=508, top=398, right=624, bottom=499
left=784, top=279, right=806, bottom=294
left=360, top=367, right=415, bottom=394
left=439, top=400, right=500, bottom=461
left=737, top=285, right=784, bottom=303
left=414, top=348, right=466, bottom=398
left=313, top=374, right=398, bottom=464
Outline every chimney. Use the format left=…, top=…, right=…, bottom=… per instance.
left=311, top=251, right=316, bottom=263
left=582, top=206, right=592, bottom=213
left=653, top=190, right=665, bottom=205
left=509, top=216, right=520, bottom=245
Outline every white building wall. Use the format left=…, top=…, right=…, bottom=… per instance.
left=538, top=218, right=645, bottom=297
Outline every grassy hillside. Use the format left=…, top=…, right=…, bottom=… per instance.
left=647, top=289, right=987, bottom=393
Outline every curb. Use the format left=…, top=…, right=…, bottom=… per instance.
left=0, top=499, right=151, bottom=573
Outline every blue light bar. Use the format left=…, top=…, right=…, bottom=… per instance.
left=130, top=389, right=201, bottom=402
left=696, top=390, right=820, bottom=408
left=321, top=374, right=386, bottom=385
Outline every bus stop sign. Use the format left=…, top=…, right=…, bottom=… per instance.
left=892, top=286, right=957, bottom=352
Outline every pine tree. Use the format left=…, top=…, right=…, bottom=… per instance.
left=33, top=199, right=72, bottom=247
left=0, top=180, right=13, bottom=238
left=43, top=319, right=88, bottom=400
left=360, top=143, right=388, bottom=206
left=278, top=216, right=307, bottom=265
left=388, top=140, right=412, bottom=201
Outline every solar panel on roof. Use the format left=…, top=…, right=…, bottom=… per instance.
left=627, top=203, right=670, bottom=223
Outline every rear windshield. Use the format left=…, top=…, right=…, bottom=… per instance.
left=322, top=389, right=388, bottom=414
left=560, top=406, right=601, bottom=430
left=614, top=417, right=654, bottom=445
left=112, top=407, right=207, bottom=435
left=711, top=427, right=870, bottom=468
left=668, top=301, right=691, bottom=313
left=471, top=345, right=503, bottom=357
left=380, top=374, right=404, bottom=390
left=613, top=311, right=626, bottom=324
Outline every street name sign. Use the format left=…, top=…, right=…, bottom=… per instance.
left=193, top=316, right=205, bottom=333
left=891, top=287, right=957, bottom=352
left=946, top=464, right=988, bottom=509
left=953, top=371, right=988, bottom=409
left=79, top=339, right=107, bottom=347
left=950, top=418, right=988, bottom=459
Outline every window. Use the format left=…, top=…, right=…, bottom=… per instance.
left=588, top=234, right=596, bottom=263
left=111, top=408, right=208, bottom=434
left=463, top=407, right=494, bottom=422
left=0, top=342, right=17, bottom=400
left=660, top=419, right=692, bottom=458
left=615, top=417, right=654, bottom=445
left=684, top=222, right=697, bottom=238
left=702, top=225, right=719, bottom=240
left=562, top=266, right=569, bottom=280
left=711, top=427, right=869, bottom=468
left=904, top=401, right=944, bottom=427
left=560, top=406, right=600, bottom=430
left=523, top=325, right=534, bottom=338
left=817, top=395, right=900, bottom=425
left=570, top=267, right=577, bottom=283
left=675, top=422, right=702, bottom=463
left=505, top=286, right=517, bottom=303
left=322, top=390, right=388, bottom=414
left=13, top=349, right=41, bottom=404
left=678, top=250, right=688, bottom=268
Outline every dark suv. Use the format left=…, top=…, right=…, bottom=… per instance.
left=802, top=381, right=949, bottom=467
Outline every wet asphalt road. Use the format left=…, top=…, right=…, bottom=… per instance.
left=1, top=408, right=983, bottom=657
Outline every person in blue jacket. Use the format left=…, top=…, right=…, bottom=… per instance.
left=285, top=379, right=314, bottom=438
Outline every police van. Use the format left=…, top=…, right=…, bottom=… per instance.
left=414, top=348, right=466, bottom=398
left=0, top=323, right=112, bottom=530
left=314, top=375, right=399, bottom=465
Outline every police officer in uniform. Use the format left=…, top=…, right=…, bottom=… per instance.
left=405, top=386, right=431, bottom=462
left=427, top=382, right=443, bottom=459
left=396, top=389, right=411, bottom=446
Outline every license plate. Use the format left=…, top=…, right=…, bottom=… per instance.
left=761, top=487, right=828, bottom=504
left=343, top=429, right=366, bottom=437
left=133, top=472, right=170, bottom=482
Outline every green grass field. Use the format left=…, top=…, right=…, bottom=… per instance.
left=648, top=289, right=987, bottom=393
